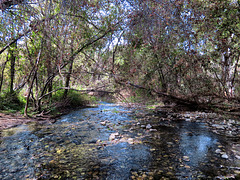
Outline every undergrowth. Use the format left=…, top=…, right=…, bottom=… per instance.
left=0, top=92, right=25, bottom=113
left=52, top=90, right=97, bottom=107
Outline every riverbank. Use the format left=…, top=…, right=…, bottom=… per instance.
left=0, top=106, right=80, bottom=133
left=0, top=112, right=54, bottom=131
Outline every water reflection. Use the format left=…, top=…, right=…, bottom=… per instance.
left=179, top=123, right=218, bottom=167
left=99, top=142, right=151, bottom=179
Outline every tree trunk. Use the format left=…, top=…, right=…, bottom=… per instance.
left=63, top=62, right=73, bottom=98
left=0, top=54, right=9, bottom=93
left=9, top=42, right=17, bottom=94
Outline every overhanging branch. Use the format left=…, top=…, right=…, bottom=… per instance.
left=0, top=29, right=31, bottom=55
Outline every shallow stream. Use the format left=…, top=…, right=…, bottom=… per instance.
left=0, top=102, right=239, bottom=179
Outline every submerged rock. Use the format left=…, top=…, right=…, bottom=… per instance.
left=146, top=124, right=152, bottom=129
left=109, top=132, right=119, bottom=141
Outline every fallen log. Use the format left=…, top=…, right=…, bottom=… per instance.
left=126, top=82, right=200, bottom=109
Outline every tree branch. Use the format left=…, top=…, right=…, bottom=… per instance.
left=38, top=87, right=117, bottom=101
left=0, top=14, right=57, bottom=55
left=0, top=29, right=31, bottom=55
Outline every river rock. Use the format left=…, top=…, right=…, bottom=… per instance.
left=234, top=170, right=240, bottom=175
left=88, top=139, right=98, bottom=144
left=216, top=175, right=235, bottom=179
left=212, top=124, right=225, bottom=130
left=127, top=138, right=134, bottom=144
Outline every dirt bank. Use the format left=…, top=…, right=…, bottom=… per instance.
left=0, top=112, right=53, bottom=131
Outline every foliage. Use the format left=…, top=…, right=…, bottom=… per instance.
left=52, top=90, right=96, bottom=108
left=0, top=0, right=240, bottom=114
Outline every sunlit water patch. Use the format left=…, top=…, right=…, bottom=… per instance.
left=0, top=102, right=239, bottom=179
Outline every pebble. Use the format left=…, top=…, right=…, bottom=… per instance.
left=100, top=121, right=106, bottom=126
left=183, top=156, right=190, bottom=161
left=221, top=153, right=229, bottom=159
left=109, top=132, right=119, bottom=141
left=146, top=124, right=152, bottom=129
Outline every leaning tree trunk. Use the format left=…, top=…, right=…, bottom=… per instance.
left=24, top=50, right=41, bottom=117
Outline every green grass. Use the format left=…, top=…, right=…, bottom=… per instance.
left=146, top=102, right=164, bottom=109
left=0, top=89, right=98, bottom=116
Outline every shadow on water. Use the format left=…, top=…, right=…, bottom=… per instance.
left=0, top=102, right=239, bottom=179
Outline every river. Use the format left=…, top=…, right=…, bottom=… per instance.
left=0, top=102, right=239, bottom=179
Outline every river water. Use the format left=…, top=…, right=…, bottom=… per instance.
left=0, top=102, right=239, bottom=179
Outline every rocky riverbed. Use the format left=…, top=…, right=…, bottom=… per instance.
left=0, top=102, right=239, bottom=179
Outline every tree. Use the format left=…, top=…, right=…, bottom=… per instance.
left=1, top=0, right=125, bottom=114
left=112, top=0, right=240, bottom=109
